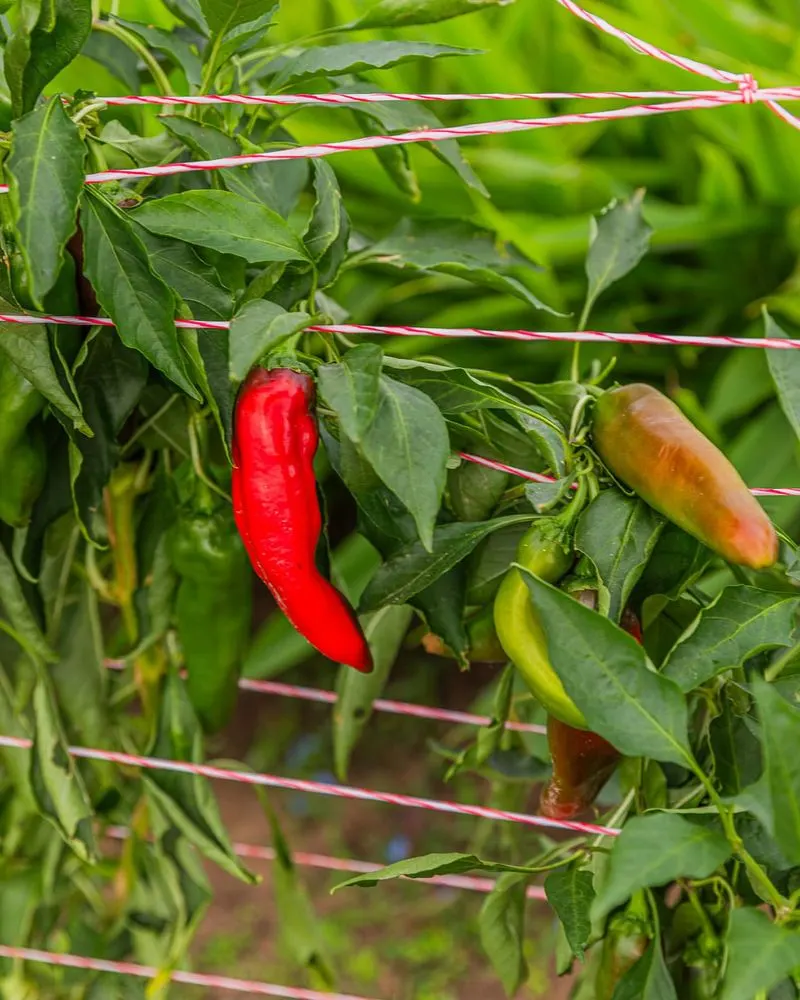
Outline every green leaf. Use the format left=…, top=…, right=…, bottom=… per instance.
left=30, top=676, right=97, bottom=863
left=81, top=190, right=199, bottom=399
left=350, top=89, right=487, bottom=196
left=135, top=228, right=234, bottom=322
left=81, top=31, right=141, bottom=91
left=519, top=571, right=692, bottom=765
left=143, top=671, right=257, bottom=884
left=334, top=605, right=412, bottom=780
left=267, top=42, right=480, bottom=89
left=98, top=120, right=180, bottom=168
left=318, top=345, right=383, bottom=445
left=360, top=515, right=531, bottom=611
left=382, top=358, right=524, bottom=414
left=750, top=679, right=800, bottom=865
left=611, top=938, right=678, bottom=1000
left=592, top=814, right=731, bottom=923
left=634, top=524, right=711, bottom=602
left=335, top=852, right=541, bottom=891
left=164, top=0, right=209, bottom=34
left=0, top=540, right=56, bottom=664
left=466, top=522, right=529, bottom=604
left=229, top=300, right=311, bottom=387
left=480, top=872, right=529, bottom=997
left=349, top=0, right=515, bottom=29
left=303, top=159, right=350, bottom=286
left=576, top=489, right=664, bottom=621
left=709, top=696, right=762, bottom=797
left=764, top=308, right=800, bottom=443
left=199, top=0, right=269, bottom=34
left=544, top=868, right=595, bottom=960
left=0, top=308, right=88, bottom=433
left=133, top=190, right=310, bottom=265
left=357, top=375, right=450, bottom=551
left=583, top=189, right=652, bottom=320
left=5, top=0, right=91, bottom=117
left=8, top=99, right=85, bottom=308
left=260, top=798, right=334, bottom=988
left=160, top=115, right=299, bottom=216
left=359, top=218, right=557, bottom=314
left=114, top=17, right=202, bottom=88
left=721, top=909, right=800, bottom=1000
left=662, top=587, right=799, bottom=693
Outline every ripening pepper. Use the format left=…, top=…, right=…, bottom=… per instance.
left=539, top=603, right=641, bottom=819
left=592, top=384, right=778, bottom=569
left=232, top=367, right=372, bottom=673
left=169, top=479, right=252, bottom=733
left=493, top=518, right=578, bottom=723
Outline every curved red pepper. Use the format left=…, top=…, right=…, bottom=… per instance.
left=232, top=368, right=373, bottom=672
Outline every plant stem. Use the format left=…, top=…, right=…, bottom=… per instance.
left=764, top=641, right=800, bottom=683
left=93, top=19, right=174, bottom=96
left=570, top=297, right=593, bottom=382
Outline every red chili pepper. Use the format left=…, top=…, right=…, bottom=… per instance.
left=232, top=367, right=373, bottom=672
left=539, top=602, right=642, bottom=819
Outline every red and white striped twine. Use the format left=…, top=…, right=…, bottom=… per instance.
left=98, top=87, right=800, bottom=108
left=0, top=946, right=379, bottom=999
left=104, top=825, right=549, bottom=900
left=0, top=735, right=618, bottom=838
left=2, top=312, right=799, bottom=495
left=6, top=312, right=800, bottom=352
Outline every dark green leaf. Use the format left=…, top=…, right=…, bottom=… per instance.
left=466, top=522, right=529, bottom=604
left=480, top=873, right=529, bottom=997
left=335, top=852, right=541, bottom=891
left=383, top=357, right=525, bottom=414
left=525, top=477, right=572, bottom=512
left=199, top=0, right=269, bottom=34
left=764, top=309, right=800, bottom=443
left=143, top=671, right=257, bottom=883
left=662, top=587, right=799, bottom=693
left=133, top=190, right=310, bottom=265
left=160, top=115, right=299, bottom=215
left=611, top=939, right=678, bottom=1000
left=303, top=160, right=349, bottom=286
left=81, top=31, right=140, bottom=90
left=334, top=605, right=413, bottom=781
left=0, top=308, right=87, bottom=433
left=8, top=99, right=85, bottom=308
left=114, top=17, right=202, bottom=88
left=721, top=909, right=800, bottom=1000
left=710, top=697, right=762, bottom=797
left=750, top=679, right=800, bottom=865
left=318, top=345, right=383, bottom=445
left=592, top=814, right=731, bottom=922
left=361, top=515, right=531, bottom=611
left=360, top=218, right=556, bottom=313
left=633, top=523, right=711, bottom=603
left=135, top=228, right=234, bottom=322
left=576, top=490, right=664, bottom=621
left=349, top=0, right=515, bottom=29
left=98, top=121, right=180, bottom=168
left=0, top=539, right=56, bottom=664
left=267, top=42, right=479, bottom=89
left=5, top=0, right=91, bottom=116
left=358, top=375, right=450, bottom=551
left=584, top=189, right=652, bottom=318
left=81, top=190, right=199, bottom=399
left=544, top=868, right=595, bottom=960
left=229, top=300, right=311, bottom=387
left=519, top=571, right=692, bottom=764
left=513, top=408, right=568, bottom=475
left=350, top=90, right=487, bottom=195
left=164, top=0, right=209, bottom=34
left=30, top=676, right=96, bottom=863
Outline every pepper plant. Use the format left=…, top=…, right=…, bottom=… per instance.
left=0, top=0, right=799, bottom=998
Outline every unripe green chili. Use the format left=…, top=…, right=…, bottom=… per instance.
left=170, top=476, right=252, bottom=733
left=595, top=892, right=651, bottom=1000
left=592, top=383, right=778, bottom=569
left=493, top=518, right=577, bottom=725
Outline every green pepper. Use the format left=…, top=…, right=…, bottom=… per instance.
left=493, top=518, right=578, bottom=726
left=169, top=476, right=253, bottom=733
left=595, top=893, right=651, bottom=1000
